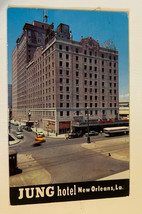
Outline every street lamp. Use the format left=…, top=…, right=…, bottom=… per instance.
left=28, top=110, right=31, bottom=121
left=47, top=123, right=49, bottom=136
left=86, top=107, right=90, bottom=143
left=35, top=121, right=38, bottom=134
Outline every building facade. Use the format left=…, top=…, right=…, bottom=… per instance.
left=12, top=21, right=119, bottom=134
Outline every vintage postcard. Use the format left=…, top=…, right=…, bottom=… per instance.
left=8, top=8, right=129, bottom=205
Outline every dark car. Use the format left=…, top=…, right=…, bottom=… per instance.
left=24, top=126, right=32, bottom=131
left=68, top=131, right=83, bottom=139
left=85, top=130, right=99, bottom=136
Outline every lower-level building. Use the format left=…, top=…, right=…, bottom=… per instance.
left=13, top=107, right=119, bottom=134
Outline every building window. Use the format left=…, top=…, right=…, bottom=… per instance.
left=84, top=50, right=87, bottom=55
left=66, top=95, right=69, bottom=100
left=76, top=56, right=79, bottom=61
left=89, top=66, right=92, bottom=71
left=60, top=94, right=63, bottom=99
left=60, top=103, right=63, bottom=107
left=85, top=95, right=87, bottom=100
left=90, top=96, right=92, bottom=100
left=76, top=79, right=79, bottom=85
left=66, top=54, right=69, bottom=60
left=59, top=69, right=63, bottom=75
left=76, top=95, right=79, bottom=100
left=66, top=46, right=69, bottom=51
left=76, top=87, right=79, bottom=92
left=76, top=48, right=79, bottom=53
left=66, top=87, right=69, bottom=92
left=66, top=70, right=69, bottom=76
left=89, top=59, right=92, bottom=63
left=76, top=103, right=79, bottom=107
left=60, top=86, right=63, bottom=91
left=90, top=103, right=93, bottom=107
left=67, top=111, right=70, bottom=116
left=59, top=61, right=62, bottom=67
left=76, top=111, right=79, bottom=115
left=76, top=72, right=79, bottom=77
left=95, top=96, right=97, bottom=100
left=84, top=58, right=87, bottom=62
left=59, top=45, right=62, bottom=50
left=84, top=65, right=87, bottom=70
left=59, top=53, right=62, bottom=58
left=85, top=103, right=87, bottom=107
left=66, top=79, right=69, bottom=84
left=84, top=80, right=87, bottom=85
left=66, top=103, right=70, bottom=107
left=84, top=73, right=87, bottom=78
left=90, top=51, right=92, bottom=56
left=102, top=103, right=105, bottom=107
left=76, top=64, right=79, bottom=69
left=85, top=88, right=87, bottom=92
left=60, top=111, right=63, bottom=116
left=60, top=78, right=63, bottom=83
left=66, top=62, right=69, bottom=67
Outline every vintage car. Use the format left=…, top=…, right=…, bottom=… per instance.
left=35, top=134, right=45, bottom=142
left=85, top=130, right=99, bottom=136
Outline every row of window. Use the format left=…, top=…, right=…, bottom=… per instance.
left=59, top=109, right=118, bottom=117
left=58, top=44, right=118, bottom=60
left=59, top=103, right=117, bottom=108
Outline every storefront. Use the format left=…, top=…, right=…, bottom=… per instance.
left=59, top=121, right=71, bottom=134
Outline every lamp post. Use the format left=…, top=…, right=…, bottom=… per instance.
left=28, top=110, right=31, bottom=121
left=86, top=107, right=90, bottom=143
left=47, top=123, right=49, bottom=136
left=35, top=121, right=38, bottom=134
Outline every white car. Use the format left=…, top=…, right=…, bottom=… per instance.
left=37, top=132, right=45, bottom=137
left=16, top=132, right=24, bottom=139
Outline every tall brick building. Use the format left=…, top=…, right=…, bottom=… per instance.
left=12, top=20, right=119, bottom=134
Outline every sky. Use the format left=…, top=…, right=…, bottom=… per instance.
left=7, top=8, right=129, bottom=101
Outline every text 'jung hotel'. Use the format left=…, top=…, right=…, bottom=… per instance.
left=12, top=15, right=119, bottom=134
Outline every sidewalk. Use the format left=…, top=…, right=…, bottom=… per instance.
left=10, top=120, right=66, bottom=139
left=98, top=170, right=129, bottom=180
left=32, top=127, right=66, bottom=139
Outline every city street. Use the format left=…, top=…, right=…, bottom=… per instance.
left=9, top=125, right=129, bottom=186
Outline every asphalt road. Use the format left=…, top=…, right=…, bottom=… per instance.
left=10, top=125, right=129, bottom=184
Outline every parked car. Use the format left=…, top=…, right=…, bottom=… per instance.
left=85, top=130, right=99, bottom=136
left=16, top=132, right=24, bottom=139
left=68, top=131, right=83, bottom=139
left=17, top=126, right=23, bottom=132
left=24, top=126, right=32, bottom=131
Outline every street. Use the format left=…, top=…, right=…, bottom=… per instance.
left=9, top=125, right=129, bottom=186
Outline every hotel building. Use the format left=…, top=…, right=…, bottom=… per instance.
left=12, top=20, right=119, bottom=134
